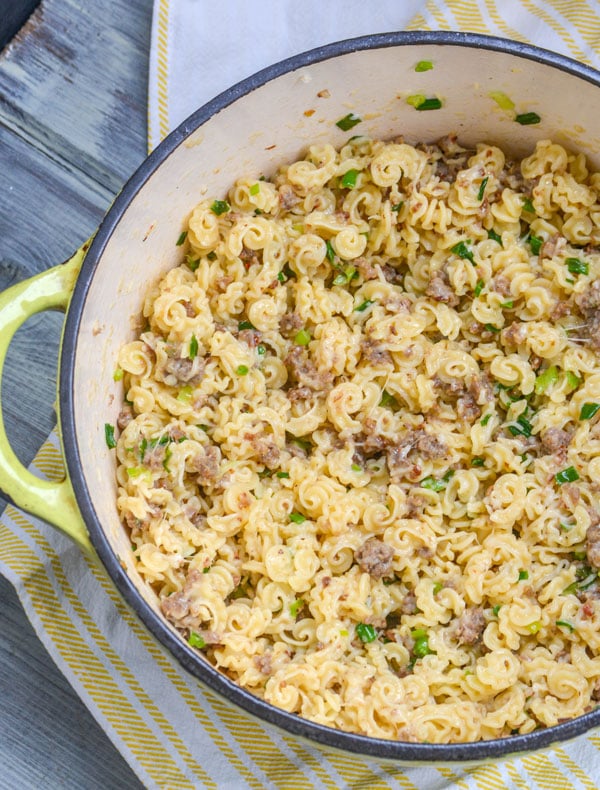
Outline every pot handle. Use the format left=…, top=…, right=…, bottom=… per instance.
left=0, top=245, right=92, bottom=553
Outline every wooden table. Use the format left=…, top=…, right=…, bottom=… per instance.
left=0, top=1, right=152, bottom=786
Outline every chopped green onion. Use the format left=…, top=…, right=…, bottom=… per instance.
left=379, top=389, right=398, bottom=409
left=186, top=254, right=200, bottom=272
left=451, top=240, right=475, bottom=264
left=508, top=414, right=533, bottom=438
left=522, top=198, right=535, bottom=214
left=356, top=623, right=377, bottom=643
left=566, top=277, right=575, bottom=285
left=333, top=265, right=357, bottom=285
left=294, top=328, right=311, bottom=346
left=126, top=466, right=147, bottom=478
left=139, top=437, right=147, bottom=461
left=249, top=183, right=260, bottom=196
left=489, top=91, right=515, bottom=111
left=556, top=619, right=575, bottom=632
left=207, top=251, right=217, bottom=261
left=341, top=169, right=359, bottom=188
left=189, top=335, right=199, bottom=360
left=188, top=631, right=206, bottom=649
left=391, top=202, right=404, bottom=212
left=408, top=96, right=442, bottom=111
left=477, top=177, right=489, bottom=202
left=238, top=320, right=255, bottom=330
left=113, top=367, right=124, bottom=382
left=277, top=271, right=287, bottom=283
left=210, top=200, right=230, bottom=215
left=290, top=512, right=306, bottom=524
left=474, top=279, right=485, bottom=297
left=516, top=112, right=541, bottom=125
left=325, top=239, right=336, bottom=263
left=527, top=235, right=543, bottom=255
left=421, top=470, right=454, bottom=492
left=104, top=423, right=117, bottom=449
left=471, top=457, right=485, bottom=467
left=555, top=466, right=580, bottom=485
left=351, top=463, right=362, bottom=472
left=560, top=522, right=574, bottom=532
left=177, top=386, right=193, bottom=403
left=526, top=620, right=541, bottom=634
left=432, top=582, right=443, bottom=595
left=518, top=570, right=529, bottom=581
left=480, top=413, right=492, bottom=426
left=492, top=604, right=501, bottom=617
left=566, top=257, right=589, bottom=275
left=176, top=230, right=188, bottom=246
left=534, top=365, right=559, bottom=395
left=289, top=598, right=304, bottom=617
left=415, top=60, right=433, bottom=72
left=276, top=471, right=290, bottom=479
left=484, top=324, right=501, bottom=333
left=487, top=228, right=502, bottom=245
left=355, top=299, right=375, bottom=312
left=565, top=371, right=582, bottom=391
left=580, top=402, right=600, bottom=420
left=257, top=344, right=266, bottom=355
left=336, top=113, right=362, bottom=131
left=500, top=300, right=514, bottom=309
left=236, top=365, right=249, bottom=376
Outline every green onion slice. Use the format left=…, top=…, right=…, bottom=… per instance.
left=356, top=623, right=377, bottom=643
left=176, top=231, right=188, bottom=246
left=566, top=257, right=589, bottom=275
left=189, top=335, right=199, bottom=360
left=104, top=423, right=117, bottom=449
left=489, top=91, right=514, bottom=110
left=527, top=235, right=543, bottom=255
left=518, top=570, right=529, bottom=581
left=341, top=169, right=359, bottom=188
left=355, top=299, right=375, bottom=312
left=522, top=198, right=535, bottom=213
left=487, top=228, right=502, bottom=245
left=516, top=111, right=541, bottom=125
left=556, top=619, right=575, bottom=632
left=210, top=199, right=230, bottom=216
left=451, top=240, right=475, bottom=264
left=415, top=60, right=433, bottom=72
left=477, top=177, right=489, bottom=202
left=555, top=466, right=580, bottom=485
left=188, top=631, right=206, bottom=649
left=534, top=365, right=558, bottom=395
left=289, top=599, right=304, bottom=617
left=276, top=471, right=290, bottom=479
left=336, top=113, right=362, bottom=131
left=421, top=470, right=454, bottom=492
left=580, top=402, right=600, bottom=420
left=249, top=183, right=260, bottom=195
left=294, top=328, right=311, bottom=346
left=236, top=365, right=249, bottom=375
left=289, top=512, right=306, bottom=524
left=474, top=279, right=485, bottom=297
left=508, top=414, right=533, bottom=437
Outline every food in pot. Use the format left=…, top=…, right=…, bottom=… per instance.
left=112, top=133, right=600, bottom=743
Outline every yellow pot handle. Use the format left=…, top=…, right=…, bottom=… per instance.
left=0, top=245, right=92, bottom=554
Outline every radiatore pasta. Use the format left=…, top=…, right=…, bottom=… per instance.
left=114, top=134, right=600, bottom=743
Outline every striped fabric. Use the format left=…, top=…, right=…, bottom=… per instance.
left=3, top=2, right=600, bottom=788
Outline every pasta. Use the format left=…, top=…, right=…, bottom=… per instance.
left=113, top=134, right=600, bottom=743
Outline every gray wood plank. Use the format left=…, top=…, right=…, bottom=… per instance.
left=0, top=0, right=157, bottom=785
left=0, top=575, right=144, bottom=790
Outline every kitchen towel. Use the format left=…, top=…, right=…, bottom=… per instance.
left=2, top=2, right=600, bottom=789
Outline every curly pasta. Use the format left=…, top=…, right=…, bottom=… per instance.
left=112, top=134, right=600, bottom=744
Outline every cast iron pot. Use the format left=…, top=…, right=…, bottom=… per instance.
left=1, top=31, right=600, bottom=763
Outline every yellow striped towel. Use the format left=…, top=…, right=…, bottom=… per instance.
left=2, top=2, right=600, bottom=788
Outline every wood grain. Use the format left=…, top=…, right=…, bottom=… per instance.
left=0, top=0, right=153, bottom=786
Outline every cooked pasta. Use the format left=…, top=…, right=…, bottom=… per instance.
left=113, top=134, right=600, bottom=743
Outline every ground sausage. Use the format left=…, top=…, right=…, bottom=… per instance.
left=415, top=433, right=448, bottom=459
left=355, top=537, right=394, bottom=579
left=190, top=445, right=221, bottom=485
left=285, top=346, right=333, bottom=392
left=361, top=338, right=392, bottom=366
left=238, top=329, right=261, bottom=348
left=117, top=404, right=134, bottom=430
left=251, top=436, right=281, bottom=470
left=254, top=653, right=273, bottom=675
left=455, top=607, right=486, bottom=645
left=502, top=322, right=528, bottom=347
left=278, top=184, right=299, bottom=210
left=576, top=279, right=600, bottom=351
left=541, top=427, right=572, bottom=455
left=158, top=354, right=205, bottom=387
left=426, top=273, right=459, bottom=307
left=279, top=312, right=304, bottom=335
left=457, top=394, right=481, bottom=422
left=399, top=592, right=418, bottom=615
left=586, top=524, right=600, bottom=569
left=354, top=256, right=378, bottom=281
left=161, top=592, right=190, bottom=621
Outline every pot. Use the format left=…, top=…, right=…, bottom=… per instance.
left=1, top=31, right=600, bottom=763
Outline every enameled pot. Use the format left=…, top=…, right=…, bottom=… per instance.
left=2, top=31, right=600, bottom=763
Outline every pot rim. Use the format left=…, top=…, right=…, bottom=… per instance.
left=60, top=30, right=600, bottom=761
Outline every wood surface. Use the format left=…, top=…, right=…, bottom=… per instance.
left=0, top=0, right=153, bottom=786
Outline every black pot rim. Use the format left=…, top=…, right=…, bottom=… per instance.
left=60, top=30, right=600, bottom=762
